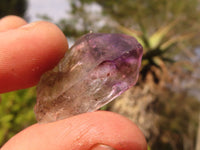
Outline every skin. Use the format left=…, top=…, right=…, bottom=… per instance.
left=0, top=16, right=147, bottom=150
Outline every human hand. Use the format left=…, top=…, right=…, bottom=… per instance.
left=0, top=16, right=147, bottom=150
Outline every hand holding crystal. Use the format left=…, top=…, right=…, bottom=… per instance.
left=0, top=16, right=146, bottom=150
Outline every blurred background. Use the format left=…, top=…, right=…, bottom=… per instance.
left=0, top=0, right=200, bottom=149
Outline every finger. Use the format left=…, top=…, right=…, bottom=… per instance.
left=0, top=15, right=27, bottom=32
left=0, top=21, right=68, bottom=93
left=1, top=111, right=147, bottom=150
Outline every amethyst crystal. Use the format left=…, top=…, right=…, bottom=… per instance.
left=34, top=33, right=143, bottom=123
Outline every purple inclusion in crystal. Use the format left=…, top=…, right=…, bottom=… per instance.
left=34, top=33, right=143, bottom=123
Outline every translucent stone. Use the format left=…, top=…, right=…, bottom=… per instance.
left=34, top=33, right=143, bottom=123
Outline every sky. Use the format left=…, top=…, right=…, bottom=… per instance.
left=25, top=0, right=103, bottom=47
left=26, top=0, right=71, bottom=22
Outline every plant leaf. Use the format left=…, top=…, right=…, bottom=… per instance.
left=160, top=33, right=195, bottom=50
left=149, top=21, right=177, bottom=49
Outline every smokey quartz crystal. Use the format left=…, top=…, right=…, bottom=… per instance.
left=34, top=33, right=143, bottom=123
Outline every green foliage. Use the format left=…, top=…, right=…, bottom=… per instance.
left=0, top=0, right=27, bottom=18
left=148, top=145, right=151, bottom=150
left=0, top=88, right=36, bottom=146
left=119, top=21, right=195, bottom=74
left=66, top=0, right=199, bottom=36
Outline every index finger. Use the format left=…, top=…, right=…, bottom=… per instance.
left=0, top=20, right=68, bottom=93
left=0, top=15, right=27, bottom=31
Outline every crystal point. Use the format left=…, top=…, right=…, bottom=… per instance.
left=34, top=33, right=143, bottom=123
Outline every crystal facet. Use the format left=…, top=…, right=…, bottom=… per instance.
left=34, top=33, right=143, bottom=123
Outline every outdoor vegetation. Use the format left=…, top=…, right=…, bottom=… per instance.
left=0, top=0, right=200, bottom=150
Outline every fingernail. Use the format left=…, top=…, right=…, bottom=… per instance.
left=90, top=144, right=116, bottom=150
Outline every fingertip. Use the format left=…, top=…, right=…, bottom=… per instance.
left=0, top=21, right=68, bottom=93
left=19, top=20, right=68, bottom=51
left=0, top=15, right=27, bottom=32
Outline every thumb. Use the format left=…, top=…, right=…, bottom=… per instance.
left=1, top=111, right=147, bottom=150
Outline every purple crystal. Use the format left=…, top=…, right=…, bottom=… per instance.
left=34, top=33, right=143, bottom=123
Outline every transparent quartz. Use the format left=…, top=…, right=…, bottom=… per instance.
left=34, top=33, right=143, bottom=123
